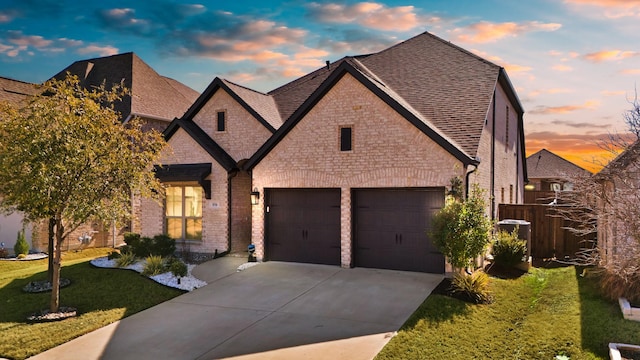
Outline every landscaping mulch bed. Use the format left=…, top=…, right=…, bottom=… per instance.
left=23, top=278, right=71, bottom=293
left=431, top=277, right=492, bottom=304
left=26, top=306, right=77, bottom=322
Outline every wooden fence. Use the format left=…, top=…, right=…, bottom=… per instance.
left=498, top=204, right=594, bottom=259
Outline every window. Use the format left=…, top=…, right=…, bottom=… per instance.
left=340, top=126, right=352, bottom=151
left=509, top=184, right=513, bottom=204
left=217, top=111, right=226, bottom=132
left=501, top=187, right=505, bottom=203
left=165, top=186, right=203, bottom=240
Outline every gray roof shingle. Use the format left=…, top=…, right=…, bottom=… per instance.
left=51, top=52, right=199, bottom=123
left=527, top=149, right=591, bottom=179
left=0, top=77, right=36, bottom=105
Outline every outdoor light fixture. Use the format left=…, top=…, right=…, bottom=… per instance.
left=251, top=188, right=260, bottom=205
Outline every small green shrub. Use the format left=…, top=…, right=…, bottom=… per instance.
left=142, top=255, right=166, bottom=276
left=451, top=271, right=492, bottom=304
left=13, top=230, right=29, bottom=256
left=115, top=251, right=136, bottom=268
left=151, top=234, right=176, bottom=258
left=168, top=257, right=188, bottom=277
left=491, top=228, right=527, bottom=267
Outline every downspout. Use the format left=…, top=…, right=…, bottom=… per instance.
left=515, top=114, right=521, bottom=204
left=491, top=89, right=496, bottom=220
left=465, top=162, right=479, bottom=199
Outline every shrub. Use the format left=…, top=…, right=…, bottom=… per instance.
left=13, top=230, right=29, bottom=256
left=142, top=255, right=166, bottom=276
left=150, top=234, right=176, bottom=258
left=431, top=184, right=492, bottom=271
left=123, top=232, right=175, bottom=258
left=451, top=271, right=492, bottom=304
left=599, top=268, right=640, bottom=304
left=491, top=228, right=527, bottom=267
left=168, top=257, right=188, bottom=278
left=107, top=251, right=121, bottom=260
left=115, top=251, right=136, bottom=268
left=16, top=253, right=27, bottom=260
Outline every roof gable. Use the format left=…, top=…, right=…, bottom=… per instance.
left=181, top=77, right=281, bottom=133
left=245, top=60, right=477, bottom=170
left=164, top=118, right=237, bottom=173
left=0, top=77, right=37, bottom=105
left=527, top=149, right=590, bottom=179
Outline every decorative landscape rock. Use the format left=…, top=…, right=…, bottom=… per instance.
left=27, top=306, right=77, bottom=322
left=23, top=278, right=71, bottom=293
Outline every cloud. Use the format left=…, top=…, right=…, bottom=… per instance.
left=470, top=49, right=532, bottom=74
left=621, top=69, right=640, bottom=74
left=317, top=29, right=398, bottom=54
left=0, top=11, right=15, bottom=23
left=552, top=64, right=573, bottom=71
left=6, top=31, right=52, bottom=48
left=452, top=21, right=561, bottom=43
left=77, top=45, right=119, bottom=57
left=601, top=90, right=627, bottom=96
left=306, top=2, right=438, bottom=32
left=583, top=50, right=638, bottom=62
left=529, top=100, right=599, bottom=114
left=564, top=0, right=640, bottom=18
left=97, top=8, right=153, bottom=36
left=549, top=119, right=610, bottom=128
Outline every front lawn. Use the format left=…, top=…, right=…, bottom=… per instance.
left=0, top=248, right=184, bottom=360
left=376, top=265, right=640, bottom=359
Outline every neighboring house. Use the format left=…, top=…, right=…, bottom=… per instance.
left=26, top=53, right=200, bottom=252
left=146, top=31, right=527, bottom=274
left=0, top=77, right=37, bottom=253
left=134, top=78, right=283, bottom=256
left=595, top=141, right=640, bottom=267
left=526, top=149, right=590, bottom=192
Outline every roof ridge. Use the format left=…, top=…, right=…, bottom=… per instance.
left=0, top=76, right=36, bottom=85
left=223, top=78, right=270, bottom=96
left=268, top=57, right=350, bottom=95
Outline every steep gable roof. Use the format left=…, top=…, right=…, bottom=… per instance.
left=0, top=77, right=37, bottom=105
left=181, top=77, right=282, bottom=132
left=267, top=31, right=523, bottom=158
left=527, top=149, right=591, bottom=179
left=51, top=52, right=199, bottom=123
left=597, top=140, right=640, bottom=178
left=163, top=118, right=237, bottom=172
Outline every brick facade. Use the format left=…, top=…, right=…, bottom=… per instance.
left=251, top=73, right=466, bottom=267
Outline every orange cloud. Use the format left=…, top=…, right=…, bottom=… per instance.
left=552, top=64, right=573, bottom=71
left=453, top=21, right=561, bottom=43
left=584, top=50, right=638, bottom=62
left=564, top=0, right=640, bottom=18
left=307, top=2, right=433, bottom=32
left=621, top=69, right=640, bottom=74
left=470, top=49, right=531, bottom=73
left=529, top=100, right=599, bottom=114
left=76, top=45, right=119, bottom=56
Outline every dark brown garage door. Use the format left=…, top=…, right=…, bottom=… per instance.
left=265, top=189, right=341, bottom=265
left=354, top=188, right=445, bottom=273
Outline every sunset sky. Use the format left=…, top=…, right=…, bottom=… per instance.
left=1, top=0, right=638, bottom=172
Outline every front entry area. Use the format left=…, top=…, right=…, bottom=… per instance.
left=265, top=188, right=341, bottom=265
left=353, top=188, right=445, bottom=273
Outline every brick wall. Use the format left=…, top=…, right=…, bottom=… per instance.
left=251, top=73, right=465, bottom=267
left=192, top=89, right=274, bottom=161
left=230, top=170, right=251, bottom=253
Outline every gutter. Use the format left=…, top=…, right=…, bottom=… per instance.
left=465, top=161, right=480, bottom=199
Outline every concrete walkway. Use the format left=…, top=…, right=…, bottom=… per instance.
left=30, top=258, right=442, bottom=360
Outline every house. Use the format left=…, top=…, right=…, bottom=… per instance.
left=0, top=77, right=37, bottom=254
left=134, top=78, right=283, bottom=257
left=146, top=31, right=526, bottom=273
left=595, top=141, right=640, bottom=268
left=526, top=148, right=590, bottom=192
left=29, top=53, right=200, bottom=252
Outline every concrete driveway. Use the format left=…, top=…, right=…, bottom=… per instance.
left=30, top=257, right=442, bottom=360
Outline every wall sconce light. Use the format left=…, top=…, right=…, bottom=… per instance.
left=251, top=188, right=260, bottom=205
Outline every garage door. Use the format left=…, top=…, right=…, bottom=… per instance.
left=265, top=189, right=341, bottom=265
left=354, top=188, right=445, bottom=273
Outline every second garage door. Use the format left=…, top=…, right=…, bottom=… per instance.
left=265, top=189, right=341, bottom=265
left=354, top=188, right=445, bottom=273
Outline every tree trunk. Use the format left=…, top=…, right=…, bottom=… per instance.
left=47, top=217, right=54, bottom=283
left=49, top=219, right=64, bottom=313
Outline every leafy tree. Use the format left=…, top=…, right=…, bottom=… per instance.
left=431, top=183, right=492, bottom=272
left=0, top=74, right=165, bottom=313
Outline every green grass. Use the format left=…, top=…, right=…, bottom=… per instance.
left=0, top=248, right=184, bottom=360
left=376, top=266, right=640, bottom=360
